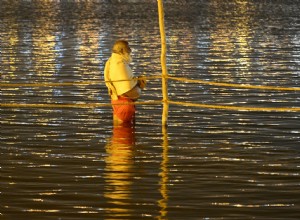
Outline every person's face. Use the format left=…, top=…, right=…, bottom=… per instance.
left=125, top=45, right=131, bottom=54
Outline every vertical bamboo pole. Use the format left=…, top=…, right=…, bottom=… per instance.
left=157, top=0, right=169, bottom=126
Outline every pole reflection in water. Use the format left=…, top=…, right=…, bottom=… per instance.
left=104, top=123, right=135, bottom=219
left=158, top=126, right=169, bottom=220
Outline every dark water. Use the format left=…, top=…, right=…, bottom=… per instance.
left=1, top=0, right=300, bottom=219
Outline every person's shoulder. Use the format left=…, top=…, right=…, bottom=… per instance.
left=116, top=59, right=127, bottom=66
left=111, top=54, right=125, bottom=65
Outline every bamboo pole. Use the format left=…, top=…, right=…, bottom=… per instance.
left=157, top=0, right=169, bottom=126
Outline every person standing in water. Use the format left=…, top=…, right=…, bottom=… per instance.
left=104, top=40, right=146, bottom=124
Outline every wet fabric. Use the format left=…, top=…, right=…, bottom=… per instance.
left=112, top=96, right=135, bottom=122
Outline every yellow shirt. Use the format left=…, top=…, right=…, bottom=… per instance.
left=104, top=53, right=137, bottom=100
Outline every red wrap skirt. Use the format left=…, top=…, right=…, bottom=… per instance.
left=112, top=96, right=135, bottom=122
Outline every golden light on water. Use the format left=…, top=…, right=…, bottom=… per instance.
left=208, top=0, right=254, bottom=82
left=1, top=0, right=299, bottom=219
left=104, top=125, right=135, bottom=218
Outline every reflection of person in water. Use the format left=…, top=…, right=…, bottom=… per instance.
left=104, top=40, right=146, bottom=125
left=104, top=123, right=135, bottom=218
left=111, top=124, right=135, bottom=146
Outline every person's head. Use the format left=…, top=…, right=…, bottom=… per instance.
left=112, top=40, right=131, bottom=55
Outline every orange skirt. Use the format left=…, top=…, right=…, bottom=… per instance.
left=112, top=96, right=135, bottom=122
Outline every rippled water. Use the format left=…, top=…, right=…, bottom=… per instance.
left=1, top=0, right=300, bottom=219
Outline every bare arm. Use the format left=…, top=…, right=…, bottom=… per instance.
left=123, top=85, right=141, bottom=101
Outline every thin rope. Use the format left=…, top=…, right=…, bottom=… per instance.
left=167, top=76, right=300, bottom=91
left=0, top=101, right=162, bottom=109
left=169, top=101, right=300, bottom=112
left=1, top=100, right=299, bottom=112
left=0, top=76, right=161, bottom=87
left=1, top=75, right=298, bottom=91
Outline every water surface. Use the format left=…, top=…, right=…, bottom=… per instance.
left=1, top=0, right=300, bottom=219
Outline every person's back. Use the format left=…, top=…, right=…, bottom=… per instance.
left=104, top=40, right=146, bottom=124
